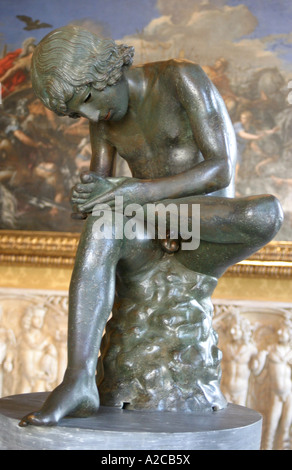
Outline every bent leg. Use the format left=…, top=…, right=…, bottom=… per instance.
left=172, top=194, right=283, bottom=278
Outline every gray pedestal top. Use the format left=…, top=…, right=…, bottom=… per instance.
left=0, top=392, right=262, bottom=450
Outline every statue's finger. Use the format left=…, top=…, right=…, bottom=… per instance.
left=72, top=191, right=90, bottom=200
left=80, top=171, right=103, bottom=183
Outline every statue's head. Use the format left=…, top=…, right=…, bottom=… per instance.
left=31, top=26, right=135, bottom=118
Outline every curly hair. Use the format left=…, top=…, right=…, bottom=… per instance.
left=31, top=26, right=135, bottom=116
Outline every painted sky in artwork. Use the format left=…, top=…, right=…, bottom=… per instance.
left=0, top=0, right=159, bottom=47
left=227, top=0, right=292, bottom=37
left=0, top=0, right=292, bottom=73
left=227, top=0, right=292, bottom=65
left=0, top=0, right=290, bottom=41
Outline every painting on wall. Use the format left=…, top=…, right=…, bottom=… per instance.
left=0, top=0, right=291, bottom=240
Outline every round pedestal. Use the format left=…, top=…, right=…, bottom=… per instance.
left=0, top=392, right=262, bottom=450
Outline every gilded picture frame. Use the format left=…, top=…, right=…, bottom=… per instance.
left=0, top=231, right=291, bottom=279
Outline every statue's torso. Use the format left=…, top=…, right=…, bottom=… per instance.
left=101, top=61, right=205, bottom=179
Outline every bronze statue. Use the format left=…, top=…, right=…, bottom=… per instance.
left=19, top=26, right=283, bottom=426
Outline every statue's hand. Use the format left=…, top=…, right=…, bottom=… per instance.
left=71, top=172, right=114, bottom=207
left=71, top=172, right=113, bottom=218
left=76, top=176, right=147, bottom=214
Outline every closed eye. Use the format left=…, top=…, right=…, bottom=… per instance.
left=84, top=92, right=92, bottom=103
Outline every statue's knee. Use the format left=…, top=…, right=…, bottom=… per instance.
left=88, top=212, right=124, bottom=241
left=79, top=214, right=124, bottom=260
left=249, top=195, right=283, bottom=243
left=262, top=195, right=283, bottom=238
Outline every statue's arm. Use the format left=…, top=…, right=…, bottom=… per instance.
left=175, top=63, right=235, bottom=194
left=89, top=121, right=116, bottom=177
left=147, top=64, right=236, bottom=199
left=70, top=121, right=117, bottom=211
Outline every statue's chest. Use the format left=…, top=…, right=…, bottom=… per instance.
left=106, top=100, right=191, bottom=162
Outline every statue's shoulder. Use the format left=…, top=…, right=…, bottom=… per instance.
left=138, top=58, right=202, bottom=74
left=165, top=59, right=208, bottom=82
left=133, top=59, right=205, bottom=89
left=129, top=60, right=208, bottom=101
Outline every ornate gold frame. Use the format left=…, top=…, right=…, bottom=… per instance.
left=0, top=230, right=291, bottom=278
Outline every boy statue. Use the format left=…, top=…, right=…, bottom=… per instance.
left=19, top=26, right=282, bottom=426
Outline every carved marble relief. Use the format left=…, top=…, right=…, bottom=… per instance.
left=0, top=289, right=68, bottom=398
left=0, top=288, right=291, bottom=450
left=213, top=300, right=292, bottom=451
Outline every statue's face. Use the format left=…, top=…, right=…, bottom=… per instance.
left=65, top=78, right=129, bottom=123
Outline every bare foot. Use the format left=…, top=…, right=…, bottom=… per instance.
left=18, top=372, right=100, bottom=426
